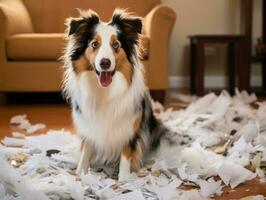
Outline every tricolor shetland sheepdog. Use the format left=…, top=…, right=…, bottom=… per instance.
left=62, top=9, right=175, bottom=181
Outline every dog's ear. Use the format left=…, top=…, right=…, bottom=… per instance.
left=111, top=9, right=142, bottom=36
left=66, top=18, right=85, bottom=36
left=66, top=9, right=99, bottom=36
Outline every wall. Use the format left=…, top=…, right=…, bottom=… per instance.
left=161, top=0, right=262, bottom=88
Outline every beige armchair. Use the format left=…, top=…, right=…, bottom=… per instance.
left=0, top=0, right=176, bottom=101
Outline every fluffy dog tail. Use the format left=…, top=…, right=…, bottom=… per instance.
left=140, top=93, right=188, bottom=152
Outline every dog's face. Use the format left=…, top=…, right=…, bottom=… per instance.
left=66, top=9, right=142, bottom=87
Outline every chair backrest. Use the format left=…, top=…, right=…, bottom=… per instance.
left=22, top=0, right=160, bottom=33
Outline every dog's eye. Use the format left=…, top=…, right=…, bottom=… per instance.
left=112, top=41, right=120, bottom=50
left=91, top=41, right=99, bottom=49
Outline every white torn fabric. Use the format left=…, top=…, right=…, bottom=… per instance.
left=1, top=90, right=265, bottom=199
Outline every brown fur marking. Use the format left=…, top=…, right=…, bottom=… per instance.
left=84, top=34, right=101, bottom=67
left=110, top=35, right=117, bottom=43
left=122, top=143, right=142, bottom=172
left=73, top=55, right=93, bottom=73
left=115, top=48, right=134, bottom=85
left=110, top=34, right=134, bottom=85
left=134, top=112, right=143, bottom=133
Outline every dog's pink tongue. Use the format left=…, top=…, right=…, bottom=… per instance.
left=99, top=72, right=112, bottom=87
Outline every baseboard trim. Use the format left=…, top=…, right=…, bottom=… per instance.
left=169, top=75, right=262, bottom=88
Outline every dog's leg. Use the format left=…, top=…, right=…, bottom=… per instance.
left=118, top=153, right=131, bottom=182
left=76, top=140, right=92, bottom=175
left=118, top=143, right=142, bottom=182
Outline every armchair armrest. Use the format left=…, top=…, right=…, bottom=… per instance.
left=0, top=0, right=33, bottom=62
left=143, top=5, right=176, bottom=89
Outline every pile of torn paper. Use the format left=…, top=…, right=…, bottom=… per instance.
left=0, top=89, right=266, bottom=200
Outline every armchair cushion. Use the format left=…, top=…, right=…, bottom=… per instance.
left=7, top=33, right=65, bottom=61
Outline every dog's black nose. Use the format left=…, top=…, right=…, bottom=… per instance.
left=100, top=58, right=111, bottom=70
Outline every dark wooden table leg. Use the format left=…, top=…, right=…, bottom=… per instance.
left=190, top=40, right=196, bottom=94
left=228, top=42, right=236, bottom=94
left=262, top=0, right=266, bottom=90
left=263, top=59, right=266, bottom=89
left=195, top=40, right=205, bottom=96
left=237, top=39, right=251, bottom=92
left=150, top=90, right=165, bottom=104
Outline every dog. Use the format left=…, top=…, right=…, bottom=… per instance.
left=62, top=8, right=175, bottom=181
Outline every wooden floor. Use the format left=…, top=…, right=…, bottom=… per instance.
left=0, top=91, right=266, bottom=199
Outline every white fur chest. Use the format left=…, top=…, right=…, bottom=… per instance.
left=72, top=71, right=143, bottom=161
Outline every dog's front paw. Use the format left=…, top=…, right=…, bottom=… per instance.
left=118, top=171, right=130, bottom=182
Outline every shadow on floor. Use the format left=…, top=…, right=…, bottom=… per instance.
left=0, top=92, right=67, bottom=105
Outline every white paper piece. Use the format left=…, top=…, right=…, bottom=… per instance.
left=234, top=89, right=257, bottom=104
left=0, top=159, right=50, bottom=200
left=235, top=121, right=259, bottom=142
left=23, top=130, right=80, bottom=152
left=198, top=178, right=222, bottom=197
left=145, top=175, right=182, bottom=200
left=170, top=93, right=198, bottom=103
left=110, top=190, right=145, bottom=200
left=176, top=189, right=207, bottom=200
left=10, top=115, right=46, bottom=134
left=181, top=145, right=223, bottom=177
left=26, top=123, right=46, bottom=134
left=12, top=132, right=25, bottom=138
left=229, top=136, right=254, bottom=158
left=1, top=137, right=25, bottom=146
left=62, top=175, right=85, bottom=200
left=217, top=162, right=256, bottom=188
left=10, top=115, right=27, bottom=125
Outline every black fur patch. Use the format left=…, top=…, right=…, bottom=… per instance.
left=138, top=94, right=168, bottom=150
left=110, top=13, right=142, bottom=64
left=68, top=14, right=99, bottom=61
left=129, top=134, right=140, bottom=151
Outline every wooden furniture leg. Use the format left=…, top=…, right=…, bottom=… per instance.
left=228, top=43, right=236, bottom=94
left=237, top=39, right=251, bottom=91
left=195, top=40, right=205, bottom=96
left=150, top=90, right=165, bottom=104
left=190, top=40, right=196, bottom=94
left=262, top=0, right=266, bottom=90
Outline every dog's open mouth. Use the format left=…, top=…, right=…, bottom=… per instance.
left=96, top=70, right=115, bottom=87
